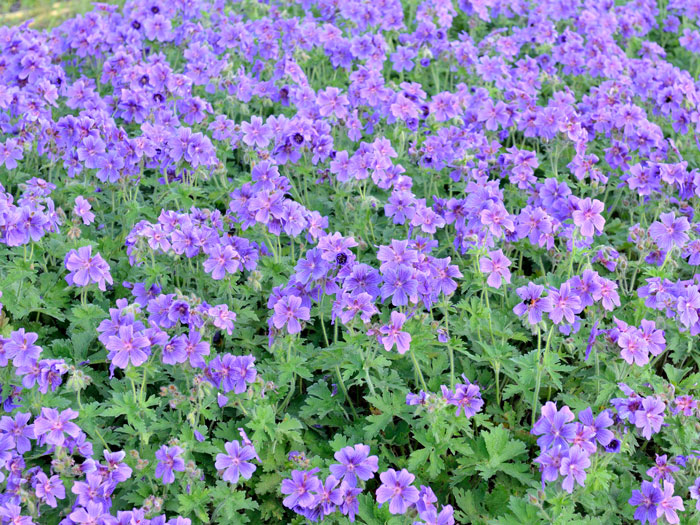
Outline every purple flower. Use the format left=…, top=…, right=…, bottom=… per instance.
left=689, top=477, right=700, bottom=511
left=379, top=312, right=412, bottom=354
left=215, top=440, right=257, bottom=484
left=611, top=384, right=643, bottom=425
left=647, top=455, right=679, bottom=483
left=162, top=337, right=187, bottom=365
left=34, top=472, right=65, bottom=508
left=381, top=265, right=418, bottom=306
left=648, top=212, right=690, bottom=251
left=317, top=475, right=343, bottom=515
left=377, top=240, right=418, bottom=272
left=73, top=196, right=95, bottom=225
left=143, top=14, right=173, bottom=42
left=605, top=439, right=621, bottom=453
left=207, top=353, right=257, bottom=394
left=77, top=136, right=106, bottom=170
left=209, top=304, right=237, bottom=335
left=513, top=283, right=553, bottom=325
left=106, top=325, right=151, bottom=369
left=634, top=397, right=666, bottom=439
left=559, top=445, right=590, bottom=493
left=406, top=391, right=429, bottom=406
left=572, top=197, right=605, bottom=237
left=617, top=329, right=649, bottom=367
left=639, top=320, right=665, bottom=357
left=203, top=245, right=239, bottom=280
left=281, top=469, right=322, bottom=509
left=415, top=485, right=437, bottom=514
left=0, top=412, right=34, bottom=454
left=0, top=139, right=23, bottom=170
left=337, top=292, right=378, bottom=325
left=585, top=320, right=600, bottom=360
left=241, top=116, right=272, bottom=149
left=677, top=285, right=700, bottom=328
left=0, top=504, right=33, bottom=525
left=68, top=501, right=112, bottom=525
left=578, top=407, right=614, bottom=447
left=571, top=270, right=602, bottom=308
left=104, top=450, right=132, bottom=483
left=5, top=329, right=42, bottom=368
left=391, top=46, right=416, bottom=72
left=173, top=330, right=210, bottom=369
left=417, top=504, right=455, bottom=525
left=441, top=378, right=483, bottom=418
left=229, top=355, right=257, bottom=394
left=64, top=246, right=113, bottom=291
left=657, top=481, right=684, bottom=524
left=339, top=481, right=362, bottom=521
left=479, top=250, right=511, bottom=289
left=375, top=468, right=420, bottom=515
left=272, top=295, right=310, bottom=335
left=34, top=408, right=80, bottom=447
left=155, top=445, right=185, bottom=485
left=329, top=444, right=379, bottom=485
left=96, top=150, right=124, bottom=183
left=318, top=233, right=358, bottom=263
left=317, top=87, right=349, bottom=119
left=548, top=283, right=582, bottom=324
left=629, top=481, right=663, bottom=524
left=534, top=445, right=567, bottom=483
left=531, top=402, right=576, bottom=450
left=295, top=249, right=330, bottom=285
left=672, top=395, right=697, bottom=416
left=430, top=257, right=462, bottom=296
left=343, top=264, right=382, bottom=298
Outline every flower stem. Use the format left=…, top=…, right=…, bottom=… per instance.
left=335, top=365, right=358, bottom=420
left=483, top=286, right=495, bottom=344
left=532, top=325, right=554, bottom=426
left=409, top=347, right=428, bottom=392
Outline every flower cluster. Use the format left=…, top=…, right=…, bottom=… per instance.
left=0, top=179, right=60, bottom=247
left=65, top=246, right=113, bottom=292
left=126, top=208, right=260, bottom=281
left=533, top=402, right=616, bottom=493
left=2, top=0, right=700, bottom=522
left=97, top=285, right=256, bottom=402
left=281, top=444, right=378, bottom=522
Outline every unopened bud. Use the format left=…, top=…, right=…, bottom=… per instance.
left=66, top=369, right=92, bottom=392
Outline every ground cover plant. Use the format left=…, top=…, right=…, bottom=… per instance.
left=2, top=0, right=700, bottom=523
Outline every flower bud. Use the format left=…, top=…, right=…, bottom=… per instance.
left=67, top=225, right=82, bottom=240
left=246, top=270, right=263, bottom=292
left=66, top=369, right=92, bottom=392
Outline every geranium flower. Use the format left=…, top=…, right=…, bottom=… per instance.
left=215, top=440, right=257, bottom=484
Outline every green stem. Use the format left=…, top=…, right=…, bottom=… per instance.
left=409, top=347, right=428, bottom=392
left=532, top=326, right=555, bottom=426
left=494, top=362, right=501, bottom=408
left=483, top=287, right=495, bottom=344
left=335, top=365, right=358, bottom=419
left=139, top=366, right=148, bottom=404
left=130, top=377, right=138, bottom=404
left=660, top=248, right=672, bottom=272
left=442, top=306, right=454, bottom=389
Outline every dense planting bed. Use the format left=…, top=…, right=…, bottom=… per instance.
left=1, top=0, right=700, bottom=523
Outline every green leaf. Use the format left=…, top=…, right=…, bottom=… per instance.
left=276, top=417, right=304, bottom=445
left=211, top=482, right=259, bottom=523
left=177, top=484, right=210, bottom=523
